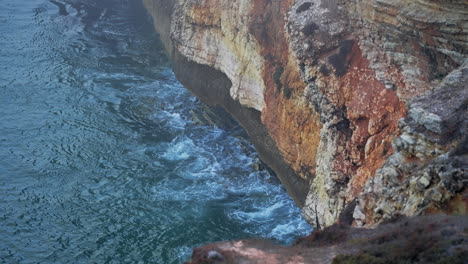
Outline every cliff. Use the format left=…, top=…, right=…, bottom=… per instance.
left=143, top=0, right=467, bottom=229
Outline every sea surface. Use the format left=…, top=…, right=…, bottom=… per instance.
left=0, top=0, right=312, bottom=263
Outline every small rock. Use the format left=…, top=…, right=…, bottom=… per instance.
left=417, top=176, right=431, bottom=190
left=384, top=82, right=396, bottom=90
left=207, top=250, right=224, bottom=261
left=430, top=189, right=443, bottom=202
left=382, top=167, right=399, bottom=179
left=400, top=134, right=416, bottom=145
left=353, top=206, right=366, bottom=221
left=410, top=107, right=444, bottom=134
left=421, top=112, right=443, bottom=134
left=375, top=203, right=393, bottom=215
left=409, top=107, right=424, bottom=123
left=251, top=160, right=264, bottom=171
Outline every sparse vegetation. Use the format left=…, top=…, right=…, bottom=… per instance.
left=332, top=219, right=467, bottom=264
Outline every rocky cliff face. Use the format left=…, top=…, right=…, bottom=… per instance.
left=143, top=0, right=467, bottom=229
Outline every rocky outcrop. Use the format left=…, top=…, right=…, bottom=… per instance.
left=143, top=0, right=468, bottom=229
left=354, top=62, right=468, bottom=226
left=288, top=0, right=467, bottom=228
left=184, top=215, right=468, bottom=264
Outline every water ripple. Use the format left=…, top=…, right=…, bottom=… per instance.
left=0, top=0, right=311, bottom=263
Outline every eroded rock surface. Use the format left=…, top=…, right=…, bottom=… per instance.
left=354, top=62, right=468, bottom=226
left=143, top=0, right=468, bottom=228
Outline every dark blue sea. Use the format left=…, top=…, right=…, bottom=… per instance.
left=0, top=0, right=311, bottom=263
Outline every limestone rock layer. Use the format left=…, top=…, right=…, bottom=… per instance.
left=143, top=0, right=468, bottom=228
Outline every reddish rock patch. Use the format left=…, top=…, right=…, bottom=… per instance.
left=250, top=0, right=322, bottom=181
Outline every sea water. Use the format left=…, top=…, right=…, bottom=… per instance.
left=0, top=0, right=312, bottom=263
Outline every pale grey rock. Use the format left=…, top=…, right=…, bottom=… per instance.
left=355, top=63, right=468, bottom=226
left=417, top=176, right=431, bottom=190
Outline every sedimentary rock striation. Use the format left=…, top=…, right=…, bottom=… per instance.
left=143, top=0, right=468, bottom=229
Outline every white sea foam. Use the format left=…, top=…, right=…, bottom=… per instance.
left=162, top=137, right=195, bottom=161
left=271, top=223, right=297, bottom=239
left=151, top=179, right=226, bottom=202
left=230, top=199, right=284, bottom=221
left=140, top=70, right=313, bottom=247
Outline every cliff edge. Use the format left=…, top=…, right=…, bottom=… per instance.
left=184, top=215, right=467, bottom=264
left=143, top=0, right=467, bottom=229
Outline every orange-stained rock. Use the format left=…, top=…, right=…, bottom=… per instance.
left=143, top=0, right=468, bottom=229
left=249, top=0, right=322, bottom=180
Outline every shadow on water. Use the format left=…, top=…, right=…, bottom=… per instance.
left=0, top=0, right=312, bottom=263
